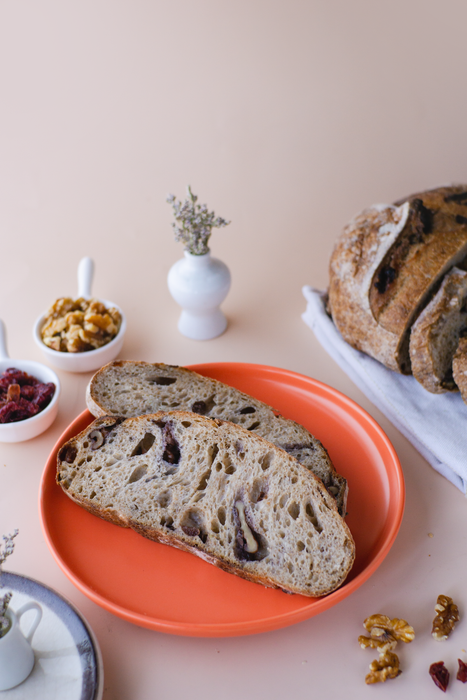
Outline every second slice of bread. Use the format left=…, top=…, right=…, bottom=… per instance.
left=409, top=267, right=467, bottom=393
left=86, top=361, right=348, bottom=515
left=56, top=412, right=355, bottom=597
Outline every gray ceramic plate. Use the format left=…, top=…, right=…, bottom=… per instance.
left=1, top=572, right=103, bottom=700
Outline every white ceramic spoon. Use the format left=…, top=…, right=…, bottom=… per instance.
left=33, top=257, right=126, bottom=373
left=0, top=320, right=60, bottom=442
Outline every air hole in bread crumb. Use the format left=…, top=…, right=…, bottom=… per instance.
left=218, top=507, right=226, bottom=525
left=161, top=515, right=174, bottom=530
left=94, top=466, right=102, bottom=473
left=223, top=454, right=236, bottom=474
left=260, top=451, right=274, bottom=471
left=250, top=479, right=268, bottom=503
left=90, top=491, right=96, bottom=499
left=291, top=476, right=298, bottom=484
left=156, top=490, right=171, bottom=508
left=211, top=520, right=220, bottom=534
left=305, top=503, right=323, bottom=533
left=247, top=421, right=261, bottom=431
left=130, top=433, right=155, bottom=457
left=181, top=421, right=192, bottom=428
left=206, top=443, right=219, bottom=467
left=181, top=509, right=207, bottom=541
left=86, top=455, right=93, bottom=462
left=128, top=465, right=148, bottom=483
left=83, top=441, right=89, bottom=448
left=78, top=459, right=85, bottom=466
left=152, top=376, right=177, bottom=386
left=279, top=493, right=289, bottom=508
left=197, top=467, right=212, bottom=491
left=287, top=563, right=294, bottom=573
left=297, top=540, right=305, bottom=552
left=288, top=502, right=300, bottom=520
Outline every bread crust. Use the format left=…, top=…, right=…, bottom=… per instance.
left=328, top=203, right=410, bottom=372
left=56, top=412, right=355, bottom=598
left=329, top=185, right=467, bottom=374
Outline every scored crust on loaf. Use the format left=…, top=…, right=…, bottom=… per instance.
left=328, top=203, right=410, bottom=372
left=329, top=184, right=467, bottom=375
left=86, top=361, right=348, bottom=516
left=56, top=412, right=355, bottom=597
left=409, top=267, right=467, bottom=393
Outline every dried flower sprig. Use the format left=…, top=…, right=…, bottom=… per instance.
left=0, top=529, right=18, bottom=638
left=167, top=186, right=230, bottom=256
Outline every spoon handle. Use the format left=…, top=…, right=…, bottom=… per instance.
left=0, top=320, right=9, bottom=360
left=78, top=257, right=94, bottom=299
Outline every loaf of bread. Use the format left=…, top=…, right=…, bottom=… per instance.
left=328, top=184, right=467, bottom=400
left=86, top=361, right=348, bottom=515
left=56, top=412, right=355, bottom=597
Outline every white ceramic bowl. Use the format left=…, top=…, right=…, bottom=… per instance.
left=33, top=257, right=127, bottom=373
left=0, top=321, right=60, bottom=443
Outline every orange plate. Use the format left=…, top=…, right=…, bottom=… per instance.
left=39, top=363, right=404, bottom=637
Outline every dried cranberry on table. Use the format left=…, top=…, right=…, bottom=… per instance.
left=429, top=661, right=450, bottom=692
left=457, top=659, right=467, bottom=683
left=0, top=368, right=55, bottom=423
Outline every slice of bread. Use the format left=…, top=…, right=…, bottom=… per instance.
left=328, top=185, right=467, bottom=374
left=85, top=361, right=348, bottom=516
left=409, top=267, right=467, bottom=393
left=453, top=336, right=467, bottom=402
left=56, top=412, right=355, bottom=597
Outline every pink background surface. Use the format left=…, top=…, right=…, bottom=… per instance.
left=1, top=1, right=467, bottom=697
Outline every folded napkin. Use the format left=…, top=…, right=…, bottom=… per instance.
left=302, top=285, right=467, bottom=494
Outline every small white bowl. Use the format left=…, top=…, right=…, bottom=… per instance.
left=0, top=321, right=60, bottom=442
left=33, top=257, right=127, bottom=373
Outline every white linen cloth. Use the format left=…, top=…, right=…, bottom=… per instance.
left=302, top=285, right=467, bottom=494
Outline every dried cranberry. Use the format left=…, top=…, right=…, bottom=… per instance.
left=31, top=382, right=55, bottom=408
left=20, top=385, right=35, bottom=400
left=430, top=661, right=449, bottom=692
left=457, top=659, right=467, bottom=683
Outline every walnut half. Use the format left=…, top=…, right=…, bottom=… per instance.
left=359, top=614, right=415, bottom=652
left=432, top=594, right=460, bottom=641
left=366, top=651, right=402, bottom=684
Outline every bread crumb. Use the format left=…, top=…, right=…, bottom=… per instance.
left=302, top=661, right=308, bottom=665
left=428, top=533, right=434, bottom=538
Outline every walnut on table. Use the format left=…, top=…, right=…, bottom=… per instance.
left=365, top=651, right=402, bottom=684
left=358, top=614, right=415, bottom=652
left=432, top=595, right=460, bottom=641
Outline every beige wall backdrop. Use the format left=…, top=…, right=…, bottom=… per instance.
left=1, top=0, right=467, bottom=360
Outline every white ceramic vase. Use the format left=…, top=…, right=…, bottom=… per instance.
left=0, top=602, right=42, bottom=691
left=168, top=250, right=231, bottom=340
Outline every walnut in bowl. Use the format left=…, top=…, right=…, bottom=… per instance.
left=33, top=258, right=127, bottom=373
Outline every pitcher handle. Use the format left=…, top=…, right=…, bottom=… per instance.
left=16, top=601, right=43, bottom=643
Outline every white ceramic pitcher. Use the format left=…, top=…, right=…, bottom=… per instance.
left=0, top=601, right=42, bottom=690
